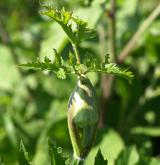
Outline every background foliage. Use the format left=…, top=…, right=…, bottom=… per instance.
left=0, top=0, right=160, bottom=164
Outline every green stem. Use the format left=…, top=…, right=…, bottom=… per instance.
left=72, top=156, right=84, bottom=165
left=72, top=43, right=81, bottom=64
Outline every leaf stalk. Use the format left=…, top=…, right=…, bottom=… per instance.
left=72, top=44, right=81, bottom=64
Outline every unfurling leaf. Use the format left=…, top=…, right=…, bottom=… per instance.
left=41, top=7, right=96, bottom=44
left=20, top=52, right=133, bottom=82
left=19, top=49, right=71, bottom=79
left=72, top=17, right=96, bottom=43
left=20, top=7, right=133, bottom=82
left=101, top=63, right=133, bottom=83
left=56, top=68, right=66, bottom=79
left=85, top=54, right=134, bottom=83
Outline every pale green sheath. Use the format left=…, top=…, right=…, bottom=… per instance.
left=67, top=75, right=99, bottom=159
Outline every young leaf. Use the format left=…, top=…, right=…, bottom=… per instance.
left=74, top=64, right=88, bottom=75
left=94, top=149, right=108, bottom=165
left=72, top=17, right=96, bottom=43
left=19, top=59, right=55, bottom=71
left=48, top=139, right=66, bottom=165
left=19, top=141, right=31, bottom=165
left=19, top=49, right=70, bottom=79
left=101, top=63, right=133, bottom=83
left=41, top=7, right=76, bottom=43
left=56, top=68, right=66, bottom=79
left=41, top=7, right=96, bottom=44
left=85, top=54, right=134, bottom=83
left=20, top=52, right=133, bottom=81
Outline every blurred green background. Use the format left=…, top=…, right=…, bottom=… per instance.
left=0, top=0, right=160, bottom=164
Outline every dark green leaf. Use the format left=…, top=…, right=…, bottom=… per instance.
left=94, top=149, right=108, bottom=165
left=0, top=156, right=5, bottom=165
left=68, top=51, right=76, bottom=67
left=44, top=56, right=51, bottom=63
left=53, top=49, right=63, bottom=67
left=136, top=156, right=151, bottom=165
left=48, top=139, right=65, bottom=165
left=115, top=146, right=139, bottom=165
left=104, top=54, right=110, bottom=64
left=48, top=139, right=66, bottom=165
left=19, top=141, right=31, bottom=165
left=85, top=53, right=100, bottom=69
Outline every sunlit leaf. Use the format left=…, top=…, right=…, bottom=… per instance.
left=56, top=68, right=66, bottom=79
left=41, top=7, right=96, bottom=44
left=85, top=129, right=125, bottom=165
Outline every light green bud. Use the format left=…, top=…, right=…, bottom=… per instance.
left=67, top=75, right=99, bottom=159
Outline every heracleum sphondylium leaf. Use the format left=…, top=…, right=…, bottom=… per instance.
left=20, top=7, right=133, bottom=82
left=20, top=53, right=133, bottom=82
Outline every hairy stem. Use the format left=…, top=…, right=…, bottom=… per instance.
left=118, top=3, right=160, bottom=63
left=72, top=43, right=81, bottom=64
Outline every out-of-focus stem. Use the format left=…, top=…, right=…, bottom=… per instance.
left=118, top=3, right=160, bottom=63
left=100, top=0, right=116, bottom=127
